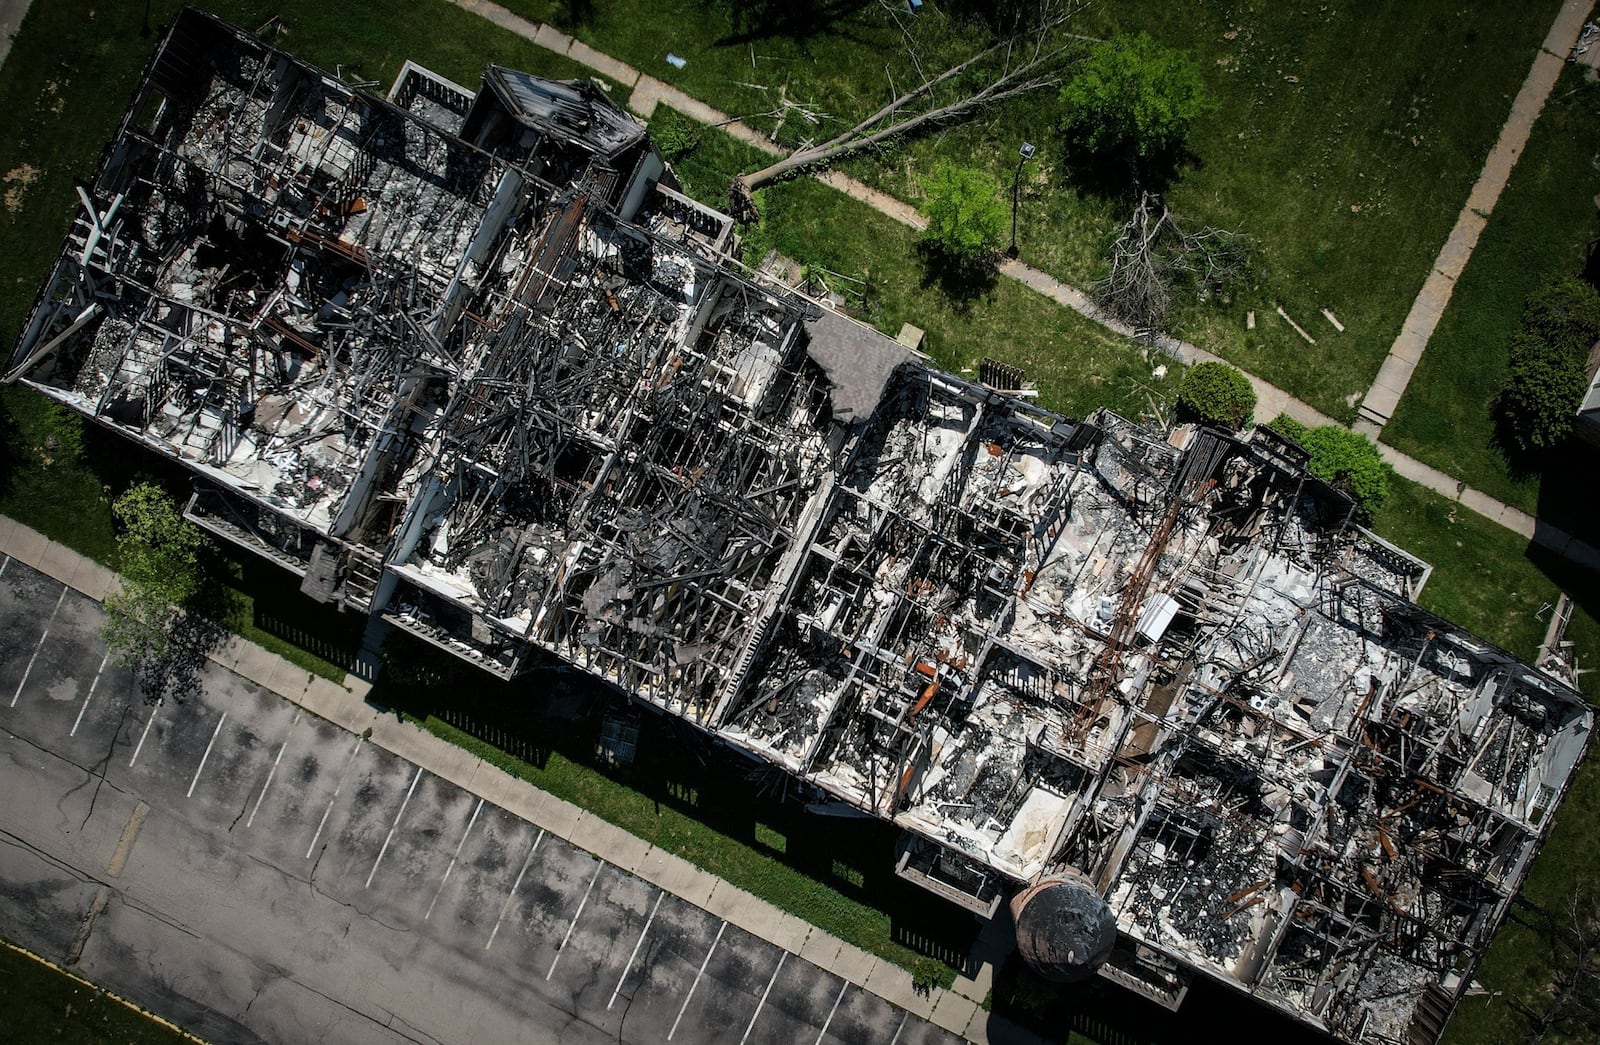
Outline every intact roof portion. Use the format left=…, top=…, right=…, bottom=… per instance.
left=802, top=307, right=914, bottom=424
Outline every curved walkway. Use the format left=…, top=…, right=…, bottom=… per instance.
left=452, top=0, right=1600, bottom=572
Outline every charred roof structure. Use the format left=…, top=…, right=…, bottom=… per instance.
left=8, top=11, right=1591, bottom=1044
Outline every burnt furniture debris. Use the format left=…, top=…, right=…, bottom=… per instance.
left=7, top=11, right=1591, bottom=1045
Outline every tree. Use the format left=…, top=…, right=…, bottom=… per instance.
left=919, top=163, right=1007, bottom=270
left=1267, top=414, right=1393, bottom=521
left=1498, top=333, right=1588, bottom=454
left=1059, top=33, right=1213, bottom=161
left=1176, top=361, right=1254, bottom=430
left=103, top=482, right=206, bottom=682
left=728, top=2, right=1081, bottom=219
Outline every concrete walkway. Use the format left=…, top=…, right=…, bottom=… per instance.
left=0, top=0, right=34, bottom=73
left=0, top=514, right=1036, bottom=1045
left=1355, top=0, right=1596, bottom=435
left=450, top=0, right=1600, bottom=571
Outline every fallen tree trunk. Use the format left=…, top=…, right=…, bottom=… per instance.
left=727, top=3, right=1083, bottom=221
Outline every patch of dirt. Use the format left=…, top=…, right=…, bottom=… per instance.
left=3, top=164, right=41, bottom=215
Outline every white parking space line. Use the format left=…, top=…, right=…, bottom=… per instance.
left=68, top=653, right=111, bottom=737
left=486, top=829, right=543, bottom=951
left=739, top=952, right=787, bottom=1045
left=246, top=711, right=300, bottom=829
left=668, top=919, right=727, bottom=1041
left=0, top=555, right=9, bottom=576
left=814, top=980, right=849, bottom=1045
left=365, top=766, right=423, bottom=888
left=425, top=796, right=483, bottom=920
left=546, top=861, right=604, bottom=980
left=306, top=737, right=364, bottom=859
left=11, top=586, right=66, bottom=707
left=609, top=891, right=663, bottom=1011
left=887, top=1012, right=908, bottom=1045
left=186, top=712, right=228, bottom=797
left=128, top=700, right=164, bottom=768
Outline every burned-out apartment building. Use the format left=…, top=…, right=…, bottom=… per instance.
left=7, top=10, right=1592, bottom=1044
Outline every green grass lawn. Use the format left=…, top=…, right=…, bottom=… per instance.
left=646, top=105, right=1180, bottom=421
left=504, top=0, right=1559, bottom=424
left=0, top=939, right=196, bottom=1044
left=1384, top=66, right=1600, bottom=516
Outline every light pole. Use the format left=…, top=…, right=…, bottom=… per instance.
left=1007, top=141, right=1036, bottom=259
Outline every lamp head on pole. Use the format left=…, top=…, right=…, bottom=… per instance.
left=1019, top=142, right=1037, bottom=161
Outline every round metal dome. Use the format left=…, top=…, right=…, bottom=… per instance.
left=1010, top=870, right=1118, bottom=982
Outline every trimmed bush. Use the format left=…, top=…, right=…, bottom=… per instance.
left=1176, top=361, right=1255, bottom=430
left=1266, top=414, right=1394, bottom=520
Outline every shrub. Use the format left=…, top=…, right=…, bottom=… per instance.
left=1497, top=342, right=1588, bottom=454
left=1175, top=361, right=1255, bottom=430
left=910, top=955, right=947, bottom=996
left=1060, top=33, right=1214, bottom=160
left=651, top=116, right=702, bottom=164
left=1493, top=276, right=1600, bottom=457
left=1521, top=275, right=1600, bottom=358
left=1266, top=414, right=1394, bottom=520
left=918, top=162, right=1007, bottom=270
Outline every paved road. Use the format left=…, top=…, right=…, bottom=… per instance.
left=0, top=555, right=961, bottom=1045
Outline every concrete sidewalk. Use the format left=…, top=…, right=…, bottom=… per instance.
left=0, top=513, right=1039, bottom=1045
left=447, top=0, right=1600, bottom=576
left=0, top=0, right=33, bottom=74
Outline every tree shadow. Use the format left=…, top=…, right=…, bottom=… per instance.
left=711, top=0, right=876, bottom=48
left=0, top=394, right=22, bottom=500
left=368, top=630, right=980, bottom=964
left=1057, top=139, right=1203, bottom=203
left=549, top=0, right=596, bottom=31
left=133, top=608, right=228, bottom=706
left=916, top=242, right=999, bottom=309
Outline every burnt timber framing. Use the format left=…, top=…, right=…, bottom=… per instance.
left=6, top=11, right=1591, bottom=1044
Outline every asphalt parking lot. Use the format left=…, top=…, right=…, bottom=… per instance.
left=0, top=555, right=967, bottom=1045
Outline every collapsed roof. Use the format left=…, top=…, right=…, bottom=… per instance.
left=7, top=11, right=1590, bottom=1044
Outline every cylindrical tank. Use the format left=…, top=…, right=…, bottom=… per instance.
left=1010, top=869, right=1117, bottom=982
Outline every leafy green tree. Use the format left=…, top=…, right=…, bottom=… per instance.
left=1267, top=414, right=1393, bottom=520
left=1176, top=361, right=1255, bottom=430
left=103, top=482, right=205, bottom=674
left=1060, top=33, right=1214, bottom=160
left=918, top=163, right=1008, bottom=270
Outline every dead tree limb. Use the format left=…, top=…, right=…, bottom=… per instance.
left=1093, top=189, right=1247, bottom=331
left=727, top=2, right=1083, bottom=221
